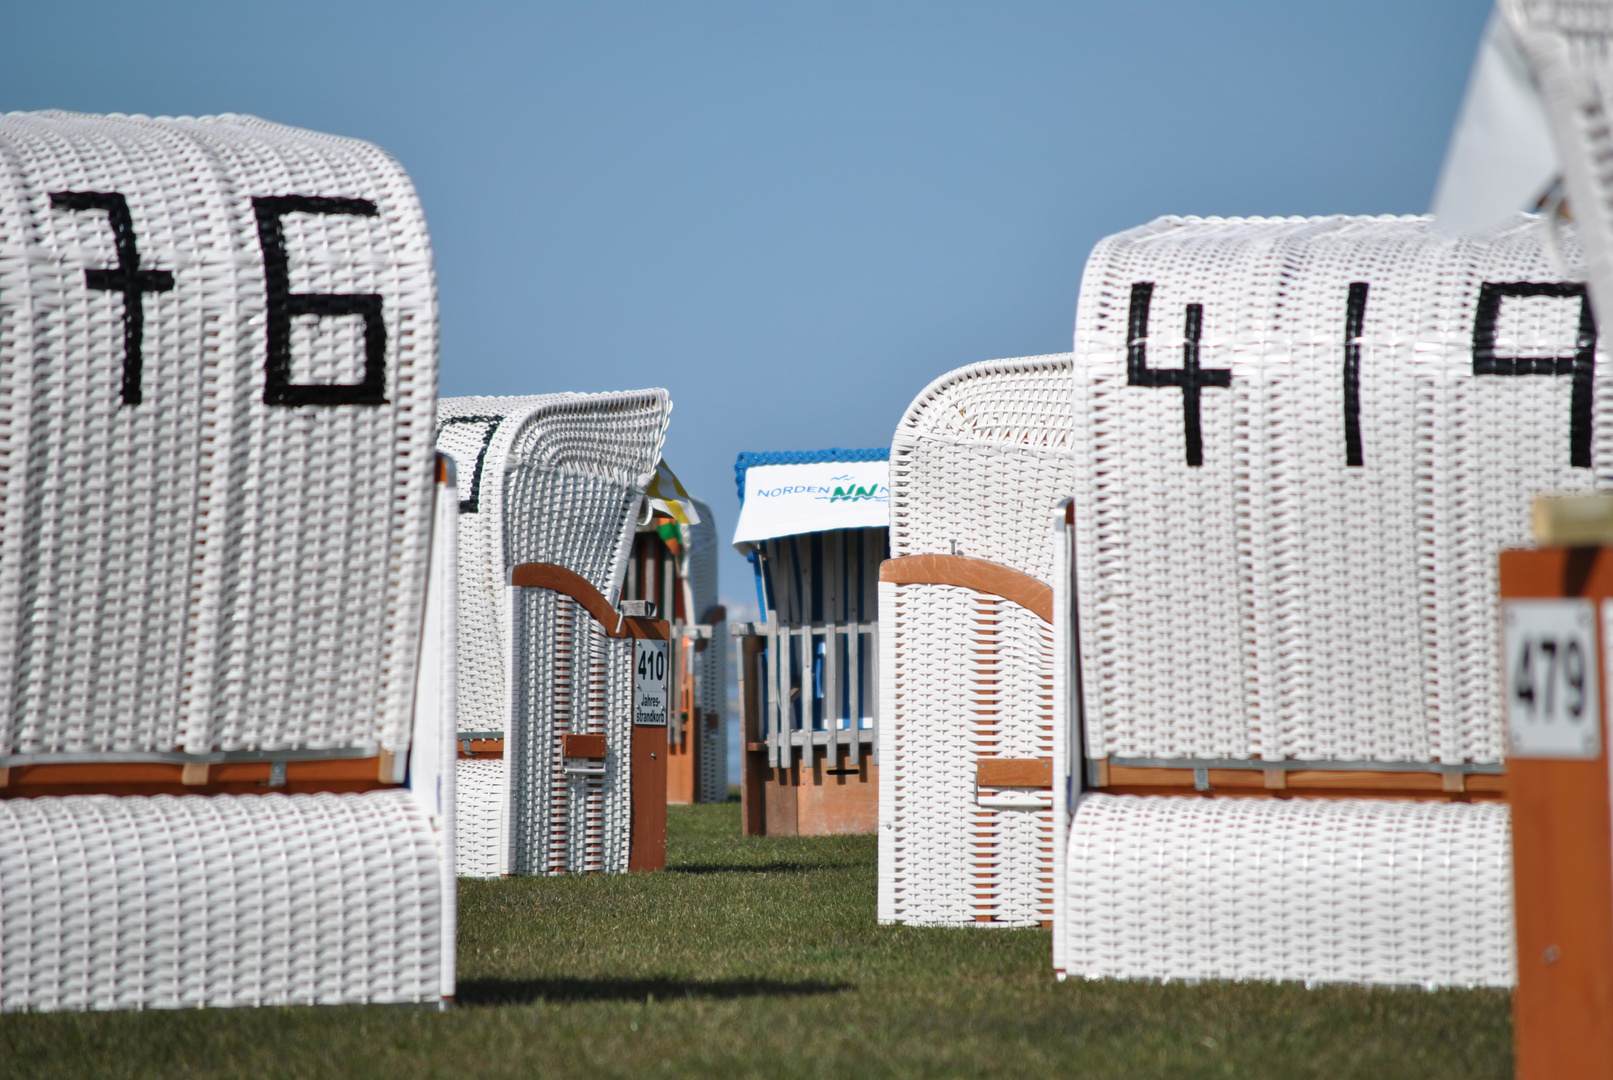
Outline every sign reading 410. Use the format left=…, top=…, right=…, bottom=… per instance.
left=1503, top=599, right=1602, bottom=760
left=633, top=639, right=669, bottom=727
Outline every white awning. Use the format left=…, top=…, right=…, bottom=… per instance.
left=732, top=460, right=889, bottom=546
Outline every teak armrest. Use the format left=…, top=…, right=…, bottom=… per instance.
left=879, top=554, right=1053, bottom=623
left=0, top=755, right=400, bottom=798
left=511, top=562, right=670, bottom=640
left=977, top=757, right=1053, bottom=788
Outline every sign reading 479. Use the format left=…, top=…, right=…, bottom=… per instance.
left=1503, top=599, right=1602, bottom=759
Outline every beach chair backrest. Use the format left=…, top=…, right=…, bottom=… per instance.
left=437, top=392, right=672, bottom=737
left=1071, top=214, right=1600, bottom=767
left=889, top=357, right=1076, bottom=580
left=0, top=110, right=438, bottom=763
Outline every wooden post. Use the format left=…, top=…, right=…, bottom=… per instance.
left=629, top=723, right=667, bottom=871
left=1501, top=546, right=1613, bottom=1079
left=665, top=632, right=697, bottom=805
left=740, top=634, right=768, bottom=837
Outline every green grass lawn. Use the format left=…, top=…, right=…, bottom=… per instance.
left=1, top=799, right=1511, bottom=1079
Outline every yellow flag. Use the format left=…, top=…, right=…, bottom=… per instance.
left=645, top=459, right=700, bottom=526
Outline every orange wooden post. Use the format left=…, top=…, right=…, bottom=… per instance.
left=739, top=635, right=768, bottom=836
left=629, top=723, right=667, bottom=871
left=1500, top=546, right=1613, bottom=1079
left=665, top=633, right=699, bottom=805
left=628, top=627, right=671, bottom=871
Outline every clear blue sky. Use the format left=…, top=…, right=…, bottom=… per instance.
left=2, top=1, right=1489, bottom=613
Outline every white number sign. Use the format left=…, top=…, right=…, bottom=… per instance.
left=633, top=639, right=668, bottom=727
left=1503, top=599, right=1601, bottom=759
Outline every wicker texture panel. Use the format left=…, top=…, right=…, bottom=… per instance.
left=0, top=792, right=444, bottom=1011
left=1073, top=215, right=1605, bottom=765
left=1062, top=794, right=1514, bottom=988
left=883, top=583, right=1054, bottom=925
left=509, top=596, right=632, bottom=875
left=890, top=356, right=1075, bottom=581
left=502, top=393, right=671, bottom=594
left=0, top=111, right=437, bottom=758
left=454, top=758, right=505, bottom=878
left=880, top=355, right=1071, bottom=926
left=436, top=408, right=513, bottom=744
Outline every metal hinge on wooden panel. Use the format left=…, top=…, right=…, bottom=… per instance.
left=562, top=732, right=609, bottom=775
left=562, top=733, right=608, bottom=759
left=976, top=756, right=1055, bottom=809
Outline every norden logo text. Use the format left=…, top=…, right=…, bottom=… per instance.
left=755, top=474, right=888, bottom=503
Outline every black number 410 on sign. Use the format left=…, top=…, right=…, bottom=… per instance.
left=633, top=639, right=668, bottom=727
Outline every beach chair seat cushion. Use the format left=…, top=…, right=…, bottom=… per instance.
left=0, top=791, right=445, bottom=1011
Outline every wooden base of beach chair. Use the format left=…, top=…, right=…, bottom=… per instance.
left=741, top=744, right=877, bottom=837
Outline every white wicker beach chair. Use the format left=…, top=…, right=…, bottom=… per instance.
left=436, top=392, right=673, bottom=876
left=877, top=359, right=1074, bottom=926
left=1055, top=213, right=1600, bottom=987
left=624, top=498, right=728, bottom=805
left=0, top=111, right=457, bottom=1011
